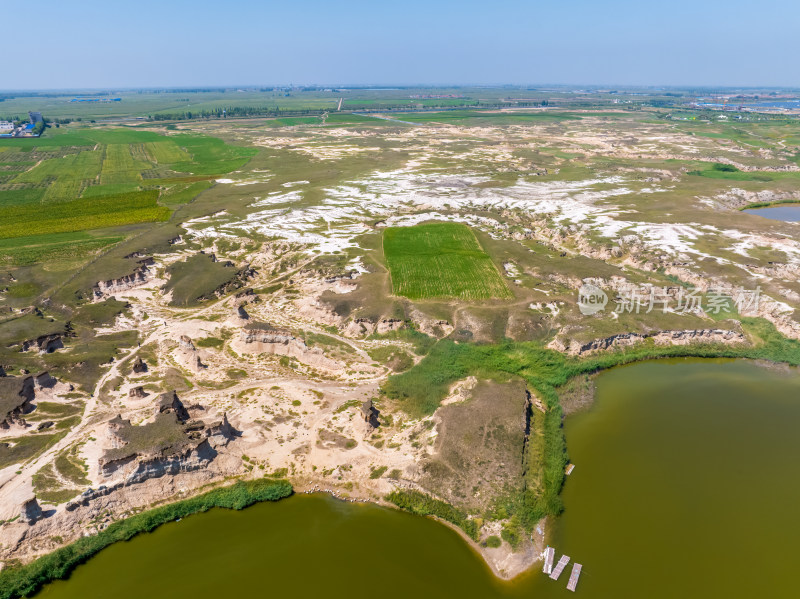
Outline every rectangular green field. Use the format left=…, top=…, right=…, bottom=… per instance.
left=100, top=144, right=149, bottom=185
left=383, top=222, right=511, bottom=300
left=143, top=140, right=192, bottom=164
left=0, top=190, right=169, bottom=240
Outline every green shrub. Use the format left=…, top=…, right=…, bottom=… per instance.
left=485, top=535, right=502, bottom=548
left=227, top=368, right=247, bottom=380
left=501, top=521, right=522, bottom=550
left=369, top=466, right=388, bottom=479
left=196, top=337, right=224, bottom=349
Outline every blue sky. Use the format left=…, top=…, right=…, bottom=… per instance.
left=6, top=0, right=800, bottom=89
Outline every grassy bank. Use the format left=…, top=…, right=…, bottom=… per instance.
left=386, top=490, right=479, bottom=540
left=740, top=198, right=800, bottom=210
left=382, top=317, right=800, bottom=537
left=0, top=478, right=292, bottom=599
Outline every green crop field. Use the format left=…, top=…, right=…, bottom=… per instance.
left=0, top=190, right=169, bottom=240
left=383, top=222, right=511, bottom=300
left=143, top=141, right=191, bottom=164
left=0, top=188, right=45, bottom=206
left=0, top=232, right=123, bottom=266
left=168, top=134, right=256, bottom=175
left=100, top=143, right=150, bottom=185
left=1, top=129, right=255, bottom=201
left=0, top=127, right=257, bottom=265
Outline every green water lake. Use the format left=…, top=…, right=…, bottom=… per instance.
left=35, top=359, right=800, bottom=598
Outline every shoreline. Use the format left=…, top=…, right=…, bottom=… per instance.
left=429, top=513, right=546, bottom=581
left=291, top=482, right=545, bottom=580
left=0, top=480, right=544, bottom=599
left=5, top=353, right=800, bottom=597
left=740, top=199, right=800, bottom=211
left=0, top=478, right=292, bottom=599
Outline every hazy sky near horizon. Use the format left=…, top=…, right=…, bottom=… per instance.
left=6, top=0, right=800, bottom=89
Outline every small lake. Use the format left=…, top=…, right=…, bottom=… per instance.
left=743, top=205, right=800, bottom=222
left=36, top=359, right=800, bottom=598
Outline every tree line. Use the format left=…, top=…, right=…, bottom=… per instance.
left=146, top=100, right=556, bottom=122
left=147, top=106, right=327, bottom=121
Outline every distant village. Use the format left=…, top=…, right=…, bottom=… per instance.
left=0, top=112, right=45, bottom=138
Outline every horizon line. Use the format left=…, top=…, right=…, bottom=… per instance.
left=3, top=83, right=800, bottom=94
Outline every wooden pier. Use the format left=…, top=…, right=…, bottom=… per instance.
left=567, top=563, right=582, bottom=592
left=550, top=554, right=570, bottom=580
left=543, top=547, right=554, bottom=575
left=565, top=463, right=575, bottom=476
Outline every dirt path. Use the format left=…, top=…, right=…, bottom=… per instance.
left=0, top=322, right=160, bottom=518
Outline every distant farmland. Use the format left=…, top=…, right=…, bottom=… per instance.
left=0, top=190, right=169, bottom=240
left=383, top=222, right=511, bottom=300
left=0, top=128, right=255, bottom=263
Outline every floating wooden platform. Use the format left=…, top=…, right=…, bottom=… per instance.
left=550, top=554, right=570, bottom=580
left=543, top=547, right=554, bottom=575
left=567, top=563, right=582, bottom=592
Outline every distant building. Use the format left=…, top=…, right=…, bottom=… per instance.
left=28, top=111, right=43, bottom=124
left=0, top=121, right=13, bottom=131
